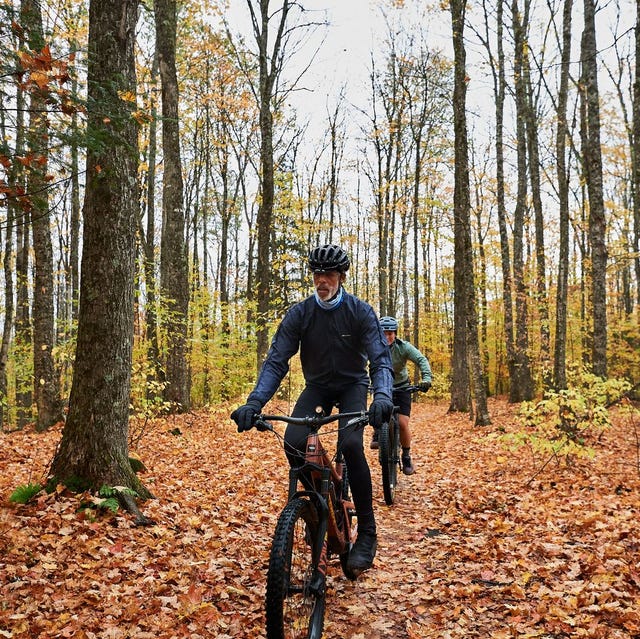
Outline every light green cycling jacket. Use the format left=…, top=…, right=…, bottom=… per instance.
left=389, top=338, right=432, bottom=387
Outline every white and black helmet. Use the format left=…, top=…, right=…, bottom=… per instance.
left=379, top=316, right=398, bottom=332
left=308, top=244, right=350, bottom=273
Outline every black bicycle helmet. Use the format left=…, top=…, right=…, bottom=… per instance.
left=308, top=244, right=350, bottom=273
left=379, top=316, right=398, bottom=332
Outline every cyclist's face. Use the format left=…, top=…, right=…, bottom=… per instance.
left=313, top=270, right=342, bottom=300
left=384, top=330, right=396, bottom=345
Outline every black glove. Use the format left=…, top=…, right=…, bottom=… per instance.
left=231, top=400, right=262, bottom=433
left=418, top=380, right=431, bottom=392
left=368, top=397, right=394, bottom=428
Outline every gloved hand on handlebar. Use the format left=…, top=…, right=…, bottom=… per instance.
left=418, top=380, right=432, bottom=392
left=231, top=400, right=262, bottom=433
left=368, top=397, right=394, bottom=428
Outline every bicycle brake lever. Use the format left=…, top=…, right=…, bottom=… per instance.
left=254, top=418, right=273, bottom=432
left=345, top=413, right=369, bottom=430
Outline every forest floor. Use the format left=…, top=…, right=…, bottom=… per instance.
left=1, top=397, right=639, bottom=639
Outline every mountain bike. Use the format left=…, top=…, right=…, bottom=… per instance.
left=253, top=409, right=369, bottom=639
left=377, top=384, right=423, bottom=505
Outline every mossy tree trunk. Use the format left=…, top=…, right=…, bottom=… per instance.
left=49, top=0, right=151, bottom=504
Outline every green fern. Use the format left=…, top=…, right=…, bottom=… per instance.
left=9, top=483, right=42, bottom=504
left=96, top=497, right=120, bottom=513
left=89, top=485, right=139, bottom=514
left=98, top=484, right=138, bottom=499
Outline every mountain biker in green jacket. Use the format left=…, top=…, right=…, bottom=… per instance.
left=372, top=316, right=432, bottom=475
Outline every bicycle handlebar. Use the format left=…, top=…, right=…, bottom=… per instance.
left=254, top=411, right=369, bottom=432
left=395, top=384, right=429, bottom=393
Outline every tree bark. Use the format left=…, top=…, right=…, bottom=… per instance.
left=50, top=0, right=151, bottom=506
left=553, top=0, right=573, bottom=390
left=155, top=0, right=190, bottom=410
left=521, top=4, right=551, bottom=388
left=449, top=0, right=470, bottom=413
left=580, top=0, right=607, bottom=377
left=250, top=0, right=290, bottom=367
left=510, top=0, right=535, bottom=402
left=144, top=49, right=162, bottom=388
left=449, top=0, right=490, bottom=425
left=479, top=0, right=516, bottom=398
left=633, top=0, right=640, bottom=312
left=22, top=0, right=63, bottom=431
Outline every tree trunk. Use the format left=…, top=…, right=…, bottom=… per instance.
left=633, top=0, right=640, bottom=314
left=70, top=65, right=81, bottom=323
left=22, top=0, right=63, bottom=431
left=156, top=0, right=190, bottom=410
left=251, top=0, right=291, bottom=367
left=155, top=0, right=189, bottom=406
left=581, top=0, right=607, bottom=377
left=449, top=0, right=470, bottom=413
left=0, top=45, right=25, bottom=430
left=143, top=48, right=162, bottom=389
left=511, top=0, right=534, bottom=402
left=50, top=0, right=151, bottom=506
left=553, top=0, right=573, bottom=390
left=0, top=203, right=14, bottom=431
left=449, top=0, right=490, bottom=426
left=480, top=0, right=516, bottom=398
left=521, top=7, right=551, bottom=388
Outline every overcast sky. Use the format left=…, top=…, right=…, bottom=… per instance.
left=222, top=0, right=454, bottom=150
left=223, top=1, right=384, bottom=111
left=221, top=0, right=637, bottom=162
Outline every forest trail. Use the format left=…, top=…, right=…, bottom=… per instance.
left=1, top=397, right=639, bottom=638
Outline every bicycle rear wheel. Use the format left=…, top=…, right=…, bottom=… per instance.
left=378, top=417, right=400, bottom=505
left=266, top=497, right=326, bottom=639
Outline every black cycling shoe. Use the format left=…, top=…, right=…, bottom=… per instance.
left=402, top=456, right=415, bottom=475
left=347, top=532, right=377, bottom=574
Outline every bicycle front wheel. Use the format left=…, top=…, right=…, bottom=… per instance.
left=378, top=417, right=399, bottom=505
left=266, top=497, right=326, bottom=639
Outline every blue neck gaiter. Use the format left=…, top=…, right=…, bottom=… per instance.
left=314, top=286, right=344, bottom=310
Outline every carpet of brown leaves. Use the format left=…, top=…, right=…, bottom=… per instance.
left=1, top=397, right=639, bottom=638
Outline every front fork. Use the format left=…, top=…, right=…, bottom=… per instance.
left=287, top=466, right=331, bottom=597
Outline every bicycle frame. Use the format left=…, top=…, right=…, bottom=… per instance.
left=288, top=431, right=349, bottom=555
left=258, top=411, right=367, bottom=555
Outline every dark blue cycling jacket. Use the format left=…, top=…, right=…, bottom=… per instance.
left=247, top=289, right=394, bottom=407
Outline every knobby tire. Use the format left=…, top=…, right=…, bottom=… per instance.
left=379, top=418, right=399, bottom=505
left=266, top=498, right=326, bottom=639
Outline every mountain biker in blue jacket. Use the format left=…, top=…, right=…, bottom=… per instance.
left=231, top=244, right=394, bottom=575
left=372, top=316, right=432, bottom=475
